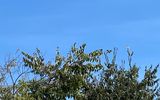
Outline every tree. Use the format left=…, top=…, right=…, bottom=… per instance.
left=0, top=44, right=160, bottom=100
left=0, top=51, right=31, bottom=100
left=21, top=44, right=103, bottom=100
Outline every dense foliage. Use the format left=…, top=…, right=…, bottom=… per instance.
left=0, top=44, right=160, bottom=100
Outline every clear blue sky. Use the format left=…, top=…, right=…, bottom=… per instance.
left=0, top=0, right=160, bottom=71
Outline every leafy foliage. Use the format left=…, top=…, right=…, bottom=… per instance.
left=0, top=44, right=160, bottom=100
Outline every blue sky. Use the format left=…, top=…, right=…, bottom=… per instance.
left=0, top=0, right=160, bottom=71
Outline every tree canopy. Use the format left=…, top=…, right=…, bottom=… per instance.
left=0, top=44, right=159, bottom=100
